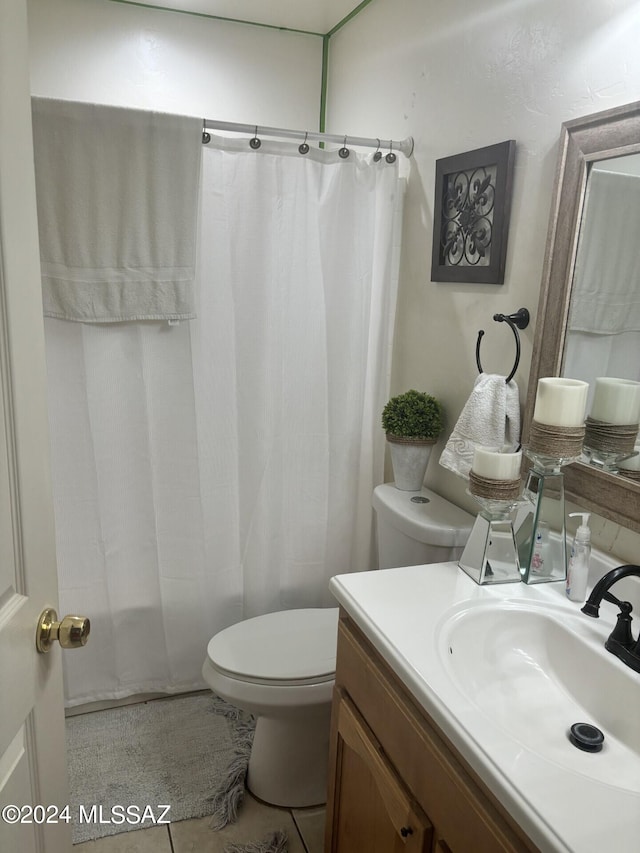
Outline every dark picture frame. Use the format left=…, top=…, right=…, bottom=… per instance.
left=430, top=140, right=516, bottom=284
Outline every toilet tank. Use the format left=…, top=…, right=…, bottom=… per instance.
left=372, top=483, right=474, bottom=569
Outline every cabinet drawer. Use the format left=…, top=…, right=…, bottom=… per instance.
left=334, top=615, right=537, bottom=853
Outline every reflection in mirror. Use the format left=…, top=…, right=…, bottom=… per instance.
left=524, top=101, right=640, bottom=533
left=564, top=154, right=640, bottom=405
left=563, top=155, right=640, bottom=474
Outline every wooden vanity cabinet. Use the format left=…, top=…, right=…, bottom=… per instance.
left=324, top=613, right=539, bottom=853
left=329, top=692, right=433, bottom=852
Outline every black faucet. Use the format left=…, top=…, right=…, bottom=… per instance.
left=581, top=564, right=640, bottom=673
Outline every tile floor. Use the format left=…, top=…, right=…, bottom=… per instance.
left=74, top=793, right=326, bottom=853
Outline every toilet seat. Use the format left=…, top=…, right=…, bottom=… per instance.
left=206, top=607, right=339, bottom=687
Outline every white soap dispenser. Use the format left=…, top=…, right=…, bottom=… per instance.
left=566, top=512, right=591, bottom=602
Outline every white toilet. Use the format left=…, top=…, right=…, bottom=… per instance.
left=202, top=608, right=338, bottom=808
left=372, top=483, right=474, bottom=569
left=202, top=483, right=473, bottom=807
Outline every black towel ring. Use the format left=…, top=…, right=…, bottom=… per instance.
left=476, top=308, right=530, bottom=384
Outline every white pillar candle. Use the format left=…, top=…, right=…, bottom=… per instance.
left=589, top=378, right=640, bottom=425
left=533, top=377, right=589, bottom=427
left=472, top=447, right=522, bottom=480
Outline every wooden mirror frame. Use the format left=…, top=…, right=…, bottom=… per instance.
left=523, top=101, right=640, bottom=533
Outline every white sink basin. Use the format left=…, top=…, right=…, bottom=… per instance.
left=331, top=557, right=640, bottom=851
left=438, top=600, right=640, bottom=792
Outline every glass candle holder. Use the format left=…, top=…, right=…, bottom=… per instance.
left=582, top=417, right=639, bottom=472
left=458, top=494, right=522, bottom=586
left=514, top=449, right=577, bottom=584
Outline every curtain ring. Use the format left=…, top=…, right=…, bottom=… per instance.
left=249, top=126, right=261, bottom=150
left=385, top=141, right=396, bottom=164
left=202, top=122, right=211, bottom=145
left=373, top=139, right=382, bottom=162
left=299, top=132, right=310, bottom=155
left=339, top=135, right=350, bottom=159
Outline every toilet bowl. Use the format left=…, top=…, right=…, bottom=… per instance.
left=202, top=484, right=474, bottom=807
left=202, top=607, right=339, bottom=808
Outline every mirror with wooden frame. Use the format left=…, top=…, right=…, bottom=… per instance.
left=523, top=101, right=640, bottom=533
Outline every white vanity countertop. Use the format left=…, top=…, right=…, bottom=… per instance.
left=329, top=555, right=640, bottom=853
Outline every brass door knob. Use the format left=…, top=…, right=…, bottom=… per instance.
left=36, top=608, right=90, bottom=653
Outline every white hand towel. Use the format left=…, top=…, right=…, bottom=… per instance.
left=439, top=373, right=521, bottom=479
left=32, top=97, right=202, bottom=323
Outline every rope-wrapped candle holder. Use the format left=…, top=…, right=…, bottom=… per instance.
left=517, top=378, right=589, bottom=585
left=458, top=449, right=523, bottom=586
left=583, top=378, right=640, bottom=471
left=469, top=470, right=521, bottom=502
left=583, top=417, right=639, bottom=470
left=527, top=420, right=585, bottom=466
left=618, top=449, right=640, bottom=481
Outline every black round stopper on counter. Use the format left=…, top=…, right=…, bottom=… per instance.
left=568, top=722, right=604, bottom=752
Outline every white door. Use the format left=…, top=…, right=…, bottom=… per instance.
left=0, top=2, right=73, bottom=852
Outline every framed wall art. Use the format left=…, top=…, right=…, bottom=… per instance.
left=431, top=140, right=516, bottom=284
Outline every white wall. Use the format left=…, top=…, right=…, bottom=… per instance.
left=27, top=0, right=322, bottom=125
left=326, top=0, right=640, bottom=561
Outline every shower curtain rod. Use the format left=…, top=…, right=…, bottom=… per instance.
left=203, top=118, right=414, bottom=158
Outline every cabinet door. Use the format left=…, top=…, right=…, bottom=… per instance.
left=327, top=692, right=432, bottom=853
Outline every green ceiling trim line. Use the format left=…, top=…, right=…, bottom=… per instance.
left=109, top=1, right=324, bottom=37
left=319, top=35, right=330, bottom=136
left=326, top=0, right=376, bottom=37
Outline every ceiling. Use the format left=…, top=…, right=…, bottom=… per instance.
left=120, top=0, right=364, bottom=34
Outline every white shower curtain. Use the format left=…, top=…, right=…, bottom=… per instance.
left=563, top=167, right=640, bottom=404
left=45, top=134, right=404, bottom=706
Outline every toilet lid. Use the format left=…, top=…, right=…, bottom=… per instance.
left=207, top=608, right=339, bottom=684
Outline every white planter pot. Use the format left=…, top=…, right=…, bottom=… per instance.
left=387, top=437, right=435, bottom=491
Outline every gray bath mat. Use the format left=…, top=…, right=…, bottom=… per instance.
left=224, top=830, right=288, bottom=853
left=66, top=693, right=255, bottom=844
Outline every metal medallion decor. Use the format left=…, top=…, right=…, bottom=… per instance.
left=431, top=140, right=515, bottom=284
